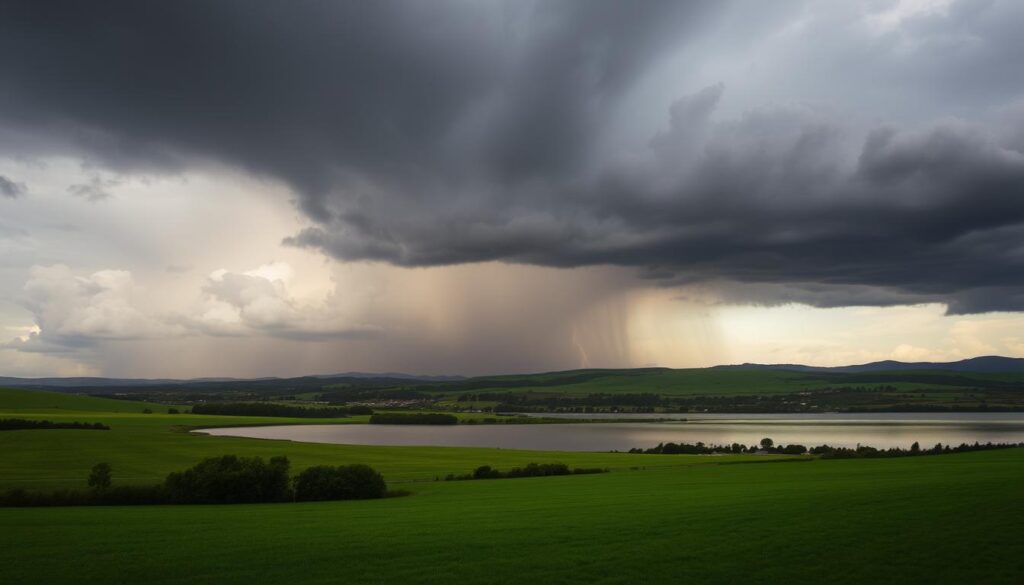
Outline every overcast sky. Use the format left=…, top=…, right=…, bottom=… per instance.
left=1, top=0, right=1023, bottom=378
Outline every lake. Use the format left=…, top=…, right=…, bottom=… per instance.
left=198, top=412, right=1024, bottom=451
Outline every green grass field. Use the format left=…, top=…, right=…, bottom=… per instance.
left=2, top=387, right=1022, bottom=584
left=0, top=387, right=769, bottom=490
left=0, top=386, right=175, bottom=413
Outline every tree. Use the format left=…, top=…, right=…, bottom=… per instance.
left=910, top=441, right=920, bottom=453
left=88, top=462, right=112, bottom=490
left=759, top=437, right=774, bottom=451
left=473, top=465, right=498, bottom=479
left=164, top=455, right=292, bottom=504
left=781, top=444, right=807, bottom=455
left=294, top=464, right=387, bottom=501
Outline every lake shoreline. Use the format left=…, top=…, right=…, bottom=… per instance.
left=197, top=412, right=1024, bottom=452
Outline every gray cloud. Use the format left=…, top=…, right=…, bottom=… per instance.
left=2, top=1, right=1024, bottom=313
left=0, top=175, right=26, bottom=198
left=67, top=176, right=119, bottom=202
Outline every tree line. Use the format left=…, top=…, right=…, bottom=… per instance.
left=444, top=462, right=607, bottom=481
left=0, top=418, right=110, bottom=431
left=191, top=402, right=372, bottom=418
left=0, top=455, right=392, bottom=507
left=629, top=438, right=1024, bottom=458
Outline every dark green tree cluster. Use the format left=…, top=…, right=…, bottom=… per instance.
left=165, top=455, right=292, bottom=504
left=0, top=419, right=109, bottom=431
left=630, top=439, right=1023, bottom=458
left=1, top=455, right=392, bottom=507
left=629, top=441, right=775, bottom=455
left=293, top=464, right=387, bottom=501
left=446, top=462, right=607, bottom=481
left=809, top=441, right=1024, bottom=459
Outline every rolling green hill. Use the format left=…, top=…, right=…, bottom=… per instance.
left=0, top=387, right=172, bottom=413
left=366, top=368, right=1024, bottom=413
left=415, top=367, right=1024, bottom=396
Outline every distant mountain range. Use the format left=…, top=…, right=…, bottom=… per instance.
left=0, top=371, right=464, bottom=390
left=0, top=356, right=1020, bottom=391
left=714, top=355, right=1024, bottom=374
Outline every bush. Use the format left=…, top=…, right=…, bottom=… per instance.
left=505, top=462, right=571, bottom=478
left=294, top=464, right=387, bottom=501
left=164, top=455, right=292, bottom=504
left=473, top=465, right=501, bottom=479
left=88, top=463, right=112, bottom=490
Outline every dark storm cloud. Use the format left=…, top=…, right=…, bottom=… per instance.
left=2, top=0, right=1024, bottom=313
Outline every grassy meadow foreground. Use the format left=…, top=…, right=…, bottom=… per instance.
left=2, top=387, right=1023, bottom=584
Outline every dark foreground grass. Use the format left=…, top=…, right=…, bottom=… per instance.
left=1, top=448, right=1022, bottom=585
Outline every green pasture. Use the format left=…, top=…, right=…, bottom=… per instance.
left=2, top=386, right=1022, bottom=584
left=1, top=449, right=1021, bottom=584
left=0, top=388, right=775, bottom=490
left=0, top=386, right=174, bottom=413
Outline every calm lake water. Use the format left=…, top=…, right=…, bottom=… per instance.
left=198, top=413, right=1024, bottom=451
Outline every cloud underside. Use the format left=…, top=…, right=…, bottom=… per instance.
left=2, top=1, right=1024, bottom=313
left=8, top=264, right=377, bottom=354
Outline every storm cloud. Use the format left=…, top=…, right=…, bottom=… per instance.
left=2, top=0, right=1024, bottom=313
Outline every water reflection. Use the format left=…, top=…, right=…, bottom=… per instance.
left=199, top=413, right=1024, bottom=451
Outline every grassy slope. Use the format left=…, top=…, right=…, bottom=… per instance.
left=0, top=387, right=772, bottom=490
left=0, top=386, right=173, bottom=413
left=1, top=449, right=1022, bottom=585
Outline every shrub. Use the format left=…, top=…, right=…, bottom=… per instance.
left=88, top=463, right=112, bottom=490
left=164, top=455, right=292, bottom=504
left=473, top=465, right=501, bottom=479
left=505, top=462, right=570, bottom=478
left=294, top=464, right=387, bottom=501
